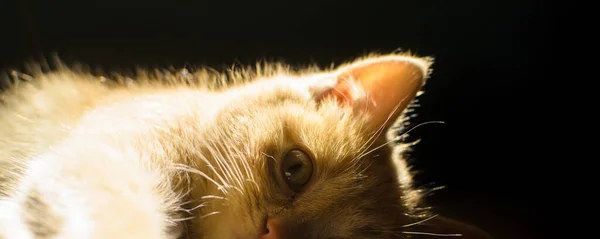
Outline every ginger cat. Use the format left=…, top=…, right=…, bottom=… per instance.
left=0, top=53, right=491, bottom=239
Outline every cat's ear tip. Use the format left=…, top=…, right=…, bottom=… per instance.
left=346, top=53, right=435, bottom=81
left=375, top=53, right=434, bottom=79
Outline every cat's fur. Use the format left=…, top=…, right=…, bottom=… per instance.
left=0, top=53, right=491, bottom=239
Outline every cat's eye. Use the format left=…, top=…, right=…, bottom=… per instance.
left=281, top=149, right=313, bottom=192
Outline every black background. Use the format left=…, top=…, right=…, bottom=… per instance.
left=1, top=1, right=553, bottom=238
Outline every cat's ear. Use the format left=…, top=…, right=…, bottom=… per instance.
left=314, top=54, right=432, bottom=132
left=401, top=215, right=492, bottom=239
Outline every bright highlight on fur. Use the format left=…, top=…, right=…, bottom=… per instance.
left=0, top=53, right=491, bottom=239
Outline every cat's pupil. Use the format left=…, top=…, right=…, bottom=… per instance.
left=285, top=162, right=304, bottom=178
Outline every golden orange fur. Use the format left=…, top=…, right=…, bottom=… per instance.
left=0, top=53, right=490, bottom=239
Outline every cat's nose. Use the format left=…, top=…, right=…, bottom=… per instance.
left=259, top=218, right=281, bottom=239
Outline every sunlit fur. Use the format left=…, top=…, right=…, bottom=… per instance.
left=0, top=53, right=469, bottom=239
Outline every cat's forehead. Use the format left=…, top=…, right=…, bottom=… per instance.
left=217, top=87, right=371, bottom=166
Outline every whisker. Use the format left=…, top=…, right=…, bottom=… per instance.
left=401, top=214, right=438, bottom=228
left=261, top=152, right=277, bottom=162
left=355, top=120, right=445, bottom=159
left=356, top=137, right=398, bottom=160
left=201, top=195, right=225, bottom=200
left=180, top=202, right=208, bottom=215
left=180, top=141, right=231, bottom=195
left=168, top=164, right=225, bottom=194
left=171, top=216, right=196, bottom=222
left=402, top=231, right=463, bottom=237
left=240, top=146, right=256, bottom=187
left=205, top=140, right=234, bottom=193
left=226, top=141, right=247, bottom=189
left=352, top=95, right=410, bottom=164
left=246, top=178, right=260, bottom=193
left=398, top=121, right=445, bottom=139
left=221, top=145, right=244, bottom=190
left=199, top=211, right=221, bottom=219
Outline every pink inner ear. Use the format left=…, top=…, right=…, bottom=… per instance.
left=324, top=56, right=430, bottom=131
left=315, top=73, right=367, bottom=107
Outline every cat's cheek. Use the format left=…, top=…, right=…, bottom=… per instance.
left=192, top=215, right=241, bottom=239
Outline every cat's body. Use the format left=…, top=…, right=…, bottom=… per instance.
left=0, top=53, right=490, bottom=239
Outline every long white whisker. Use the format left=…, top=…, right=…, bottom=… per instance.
left=401, top=231, right=463, bottom=237
left=171, top=216, right=196, bottom=222
left=183, top=141, right=230, bottom=195
left=352, top=95, right=410, bottom=164
left=401, top=214, right=439, bottom=228
left=356, top=121, right=444, bottom=159
left=201, top=195, right=225, bottom=200
left=169, top=164, right=223, bottom=192
left=223, top=139, right=245, bottom=189
left=205, top=140, right=233, bottom=193
left=207, top=138, right=245, bottom=194
left=398, top=121, right=445, bottom=138
left=199, top=211, right=221, bottom=219
left=240, top=145, right=255, bottom=184
left=181, top=202, right=208, bottom=215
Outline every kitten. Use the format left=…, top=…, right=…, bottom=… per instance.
left=0, top=53, right=491, bottom=239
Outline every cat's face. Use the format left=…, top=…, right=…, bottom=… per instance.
left=188, top=55, right=444, bottom=239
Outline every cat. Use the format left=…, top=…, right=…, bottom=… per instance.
left=0, top=52, right=491, bottom=239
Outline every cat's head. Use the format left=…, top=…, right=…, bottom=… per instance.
left=188, top=54, right=490, bottom=239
